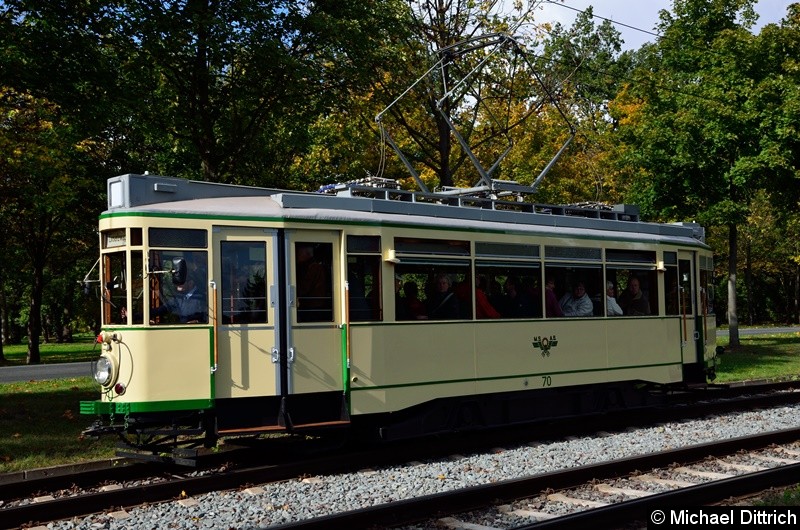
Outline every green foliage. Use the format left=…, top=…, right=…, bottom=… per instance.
left=518, top=7, right=630, bottom=204
left=622, top=0, right=796, bottom=226
left=0, top=87, right=106, bottom=361
left=0, top=0, right=798, bottom=337
left=753, top=485, right=800, bottom=507
left=111, top=0, right=410, bottom=184
left=0, top=377, right=116, bottom=473
left=613, top=0, right=800, bottom=329
left=371, top=0, right=567, bottom=190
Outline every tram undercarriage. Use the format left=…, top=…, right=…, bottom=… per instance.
left=83, top=378, right=692, bottom=465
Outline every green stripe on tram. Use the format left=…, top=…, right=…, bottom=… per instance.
left=80, top=398, right=214, bottom=415
left=350, top=361, right=682, bottom=391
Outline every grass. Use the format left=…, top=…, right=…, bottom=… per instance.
left=1, top=334, right=101, bottom=366
left=0, top=330, right=798, bottom=474
left=754, top=485, right=800, bottom=506
left=0, top=377, right=117, bottom=473
left=0, top=335, right=116, bottom=473
left=714, top=332, right=800, bottom=383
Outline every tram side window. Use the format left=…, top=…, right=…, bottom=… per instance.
left=131, top=251, right=144, bottom=325
left=102, top=251, right=127, bottom=325
left=475, top=265, right=541, bottom=319
left=346, top=235, right=381, bottom=322
left=677, top=259, right=695, bottom=317
left=296, top=242, right=333, bottom=323
left=149, top=250, right=209, bottom=325
left=347, top=255, right=382, bottom=322
left=221, top=242, right=267, bottom=324
left=608, top=268, right=658, bottom=316
left=545, top=265, right=603, bottom=317
left=395, top=263, right=467, bottom=321
left=664, top=252, right=680, bottom=316
left=700, top=268, right=714, bottom=315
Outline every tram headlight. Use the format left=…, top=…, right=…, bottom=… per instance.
left=93, top=356, right=115, bottom=387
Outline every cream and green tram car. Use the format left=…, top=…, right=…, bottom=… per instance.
left=82, top=173, right=718, bottom=457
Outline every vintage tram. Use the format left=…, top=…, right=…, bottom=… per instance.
left=81, top=173, right=718, bottom=460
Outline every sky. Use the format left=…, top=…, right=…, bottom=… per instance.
left=533, top=0, right=794, bottom=50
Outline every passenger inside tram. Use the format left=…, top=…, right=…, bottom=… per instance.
left=559, top=281, right=593, bottom=317
left=402, top=281, right=427, bottom=320
left=618, top=276, right=651, bottom=316
left=542, top=276, right=564, bottom=318
left=427, top=273, right=460, bottom=320
left=606, top=281, right=624, bottom=316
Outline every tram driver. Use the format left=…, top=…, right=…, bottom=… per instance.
left=150, top=253, right=208, bottom=324
left=151, top=273, right=208, bottom=324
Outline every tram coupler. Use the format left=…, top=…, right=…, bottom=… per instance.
left=81, top=420, right=125, bottom=438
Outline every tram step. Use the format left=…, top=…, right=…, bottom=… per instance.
left=218, top=419, right=350, bottom=435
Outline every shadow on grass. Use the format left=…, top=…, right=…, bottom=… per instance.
left=0, top=378, right=116, bottom=472
left=716, top=334, right=800, bottom=383
left=1, top=337, right=101, bottom=366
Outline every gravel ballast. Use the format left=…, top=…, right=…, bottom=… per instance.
left=41, top=404, right=800, bottom=529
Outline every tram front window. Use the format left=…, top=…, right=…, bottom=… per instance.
left=102, top=252, right=127, bottom=325
left=149, top=250, right=209, bottom=325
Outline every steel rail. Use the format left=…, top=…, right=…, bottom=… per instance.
left=3, top=383, right=800, bottom=528
left=268, top=427, right=800, bottom=529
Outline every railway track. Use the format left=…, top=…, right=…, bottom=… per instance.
left=271, top=428, right=800, bottom=529
left=3, top=381, right=800, bottom=529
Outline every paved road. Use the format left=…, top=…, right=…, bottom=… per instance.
left=716, top=326, right=800, bottom=336
left=0, top=326, right=797, bottom=384
left=0, top=361, right=93, bottom=383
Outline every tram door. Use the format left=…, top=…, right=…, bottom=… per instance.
left=678, top=251, right=698, bottom=355
left=212, top=227, right=279, bottom=400
left=285, top=231, right=344, bottom=397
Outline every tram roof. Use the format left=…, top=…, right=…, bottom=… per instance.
left=104, top=173, right=708, bottom=247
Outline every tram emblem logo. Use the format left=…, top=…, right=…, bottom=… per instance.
left=532, top=335, right=558, bottom=357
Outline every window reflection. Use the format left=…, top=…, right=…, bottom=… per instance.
left=221, top=242, right=267, bottom=324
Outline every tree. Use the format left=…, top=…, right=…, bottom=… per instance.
left=507, top=7, right=631, bottom=204
left=0, top=1, right=411, bottom=359
left=110, top=0, right=409, bottom=186
left=615, top=0, right=800, bottom=346
left=370, top=0, right=570, bottom=191
left=735, top=192, right=800, bottom=323
left=0, top=88, right=100, bottom=362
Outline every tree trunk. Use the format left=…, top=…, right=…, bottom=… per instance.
left=727, top=223, right=740, bottom=347
left=43, top=313, right=52, bottom=343
left=795, top=264, right=799, bottom=325
left=745, top=239, right=753, bottom=325
left=26, top=263, right=44, bottom=364
left=0, top=268, right=5, bottom=362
